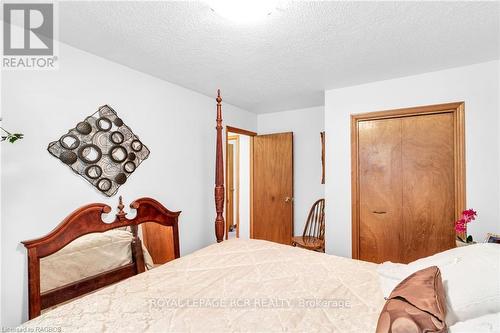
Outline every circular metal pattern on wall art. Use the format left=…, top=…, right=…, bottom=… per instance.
left=110, top=131, right=124, bottom=144
left=113, top=117, right=124, bottom=127
left=123, top=161, right=136, bottom=173
left=115, top=173, right=127, bottom=185
left=47, top=105, right=150, bottom=197
left=59, top=134, right=80, bottom=150
left=109, top=145, right=128, bottom=163
left=85, top=165, right=102, bottom=179
left=130, top=139, right=143, bottom=152
left=97, top=178, right=112, bottom=192
left=59, top=151, right=78, bottom=165
left=92, top=131, right=113, bottom=147
left=96, top=117, right=112, bottom=132
left=76, top=121, right=92, bottom=135
left=78, top=144, right=102, bottom=164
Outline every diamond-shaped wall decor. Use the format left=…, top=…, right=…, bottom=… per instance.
left=48, top=105, right=150, bottom=196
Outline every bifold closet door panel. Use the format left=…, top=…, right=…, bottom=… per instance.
left=401, top=113, right=456, bottom=263
left=358, top=118, right=403, bottom=263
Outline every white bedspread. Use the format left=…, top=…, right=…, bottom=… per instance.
left=23, top=239, right=384, bottom=332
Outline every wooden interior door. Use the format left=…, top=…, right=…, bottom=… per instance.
left=358, top=118, right=403, bottom=263
left=226, top=144, right=234, bottom=239
left=353, top=102, right=465, bottom=264
left=401, top=113, right=456, bottom=262
left=252, top=132, right=293, bottom=245
left=141, top=223, right=175, bottom=264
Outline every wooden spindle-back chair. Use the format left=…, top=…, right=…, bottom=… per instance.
left=291, top=199, right=325, bottom=252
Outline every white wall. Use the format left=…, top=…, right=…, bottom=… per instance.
left=258, top=106, right=325, bottom=235
left=0, top=75, right=3, bottom=326
left=325, top=60, right=500, bottom=257
left=1, top=42, right=256, bottom=326
left=237, top=134, right=251, bottom=240
left=0, top=72, right=3, bottom=326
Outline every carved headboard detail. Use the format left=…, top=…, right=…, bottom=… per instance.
left=22, top=197, right=181, bottom=319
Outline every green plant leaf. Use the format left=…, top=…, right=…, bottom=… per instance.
left=7, top=133, right=23, bottom=143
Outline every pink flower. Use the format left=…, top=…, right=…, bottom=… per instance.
left=454, top=209, right=477, bottom=233
left=462, top=209, right=477, bottom=223
left=455, top=219, right=466, bottom=233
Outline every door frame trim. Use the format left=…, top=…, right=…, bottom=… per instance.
left=227, top=126, right=257, bottom=137
left=350, top=102, right=466, bottom=259
left=225, top=126, right=256, bottom=240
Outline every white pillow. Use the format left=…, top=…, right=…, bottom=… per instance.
left=377, top=243, right=500, bottom=326
left=377, top=261, right=409, bottom=297
left=448, top=312, right=500, bottom=333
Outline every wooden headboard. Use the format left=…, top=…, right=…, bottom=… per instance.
left=22, top=197, right=180, bottom=319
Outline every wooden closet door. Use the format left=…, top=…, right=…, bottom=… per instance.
left=358, top=118, right=403, bottom=263
left=353, top=103, right=465, bottom=263
left=401, top=113, right=455, bottom=262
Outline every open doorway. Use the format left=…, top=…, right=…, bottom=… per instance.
left=225, top=126, right=256, bottom=240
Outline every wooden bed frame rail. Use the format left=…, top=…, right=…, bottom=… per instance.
left=22, top=197, right=181, bottom=319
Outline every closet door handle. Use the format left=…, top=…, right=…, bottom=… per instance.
left=372, top=211, right=387, bottom=214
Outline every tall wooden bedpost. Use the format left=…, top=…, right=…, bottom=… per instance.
left=214, top=89, right=225, bottom=242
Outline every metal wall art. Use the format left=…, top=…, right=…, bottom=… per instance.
left=48, top=105, right=150, bottom=196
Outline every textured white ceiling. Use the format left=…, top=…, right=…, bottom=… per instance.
left=59, top=1, right=500, bottom=113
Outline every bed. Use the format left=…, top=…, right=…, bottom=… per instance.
left=20, top=91, right=500, bottom=332
left=23, top=239, right=385, bottom=332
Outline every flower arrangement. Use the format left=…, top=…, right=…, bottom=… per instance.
left=455, top=209, right=477, bottom=243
